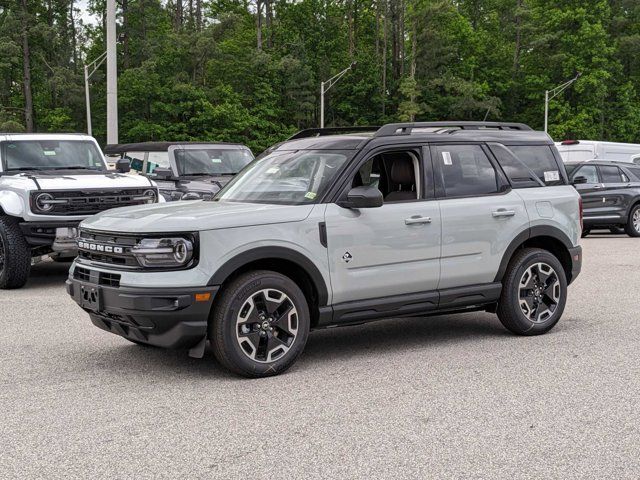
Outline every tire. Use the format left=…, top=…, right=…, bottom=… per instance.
left=0, top=215, right=32, bottom=290
left=581, top=228, right=590, bottom=238
left=625, top=204, right=640, bottom=237
left=497, top=248, right=567, bottom=336
left=210, top=270, right=310, bottom=378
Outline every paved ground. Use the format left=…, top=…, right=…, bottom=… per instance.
left=1, top=234, right=639, bottom=479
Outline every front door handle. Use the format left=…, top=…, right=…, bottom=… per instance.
left=492, top=209, right=516, bottom=218
left=593, top=184, right=603, bottom=189
left=405, top=215, right=432, bottom=225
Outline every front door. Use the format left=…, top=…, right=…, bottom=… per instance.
left=324, top=148, right=441, bottom=305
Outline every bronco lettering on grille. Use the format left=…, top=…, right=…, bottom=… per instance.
left=77, top=241, right=124, bottom=254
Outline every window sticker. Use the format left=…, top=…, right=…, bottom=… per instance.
left=266, top=167, right=279, bottom=174
left=211, top=158, right=222, bottom=163
left=304, top=192, right=317, bottom=200
left=544, top=170, right=560, bottom=182
left=442, top=151, right=453, bottom=166
left=43, top=150, right=57, bottom=156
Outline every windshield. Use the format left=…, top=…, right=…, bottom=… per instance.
left=1, top=140, right=106, bottom=171
left=174, top=148, right=254, bottom=176
left=216, top=149, right=353, bottom=205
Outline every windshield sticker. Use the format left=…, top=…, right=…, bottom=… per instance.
left=266, top=167, right=279, bottom=174
left=304, top=192, right=317, bottom=200
left=211, top=158, right=222, bottom=163
left=544, top=170, right=560, bottom=182
left=43, top=150, right=57, bottom=156
left=442, top=151, right=453, bottom=165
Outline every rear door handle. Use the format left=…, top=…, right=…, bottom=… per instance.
left=492, top=209, right=516, bottom=218
left=405, top=215, right=432, bottom=225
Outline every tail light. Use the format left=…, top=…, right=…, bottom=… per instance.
left=579, top=196, right=583, bottom=231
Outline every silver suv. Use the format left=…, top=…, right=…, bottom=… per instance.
left=66, top=122, right=583, bottom=377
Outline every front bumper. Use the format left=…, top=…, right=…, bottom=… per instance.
left=66, top=276, right=218, bottom=349
left=19, top=221, right=80, bottom=250
left=568, top=245, right=582, bottom=284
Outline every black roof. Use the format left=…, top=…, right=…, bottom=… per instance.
left=104, top=141, right=248, bottom=155
left=276, top=122, right=552, bottom=152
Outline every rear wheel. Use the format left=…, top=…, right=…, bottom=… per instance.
left=497, top=248, right=567, bottom=336
left=625, top=205, right=640, bottom=237
left=0, top=216, right=31, bottom=289
left=581, top=228, right=591, bottom=238
left=210, top=270, right=310, bottom=378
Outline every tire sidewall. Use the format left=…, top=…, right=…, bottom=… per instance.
left=213, top=272, right=310, bottom=377
left=627, top=205, right=640, bottom=237
left=505, top=250, right=567, bottom=335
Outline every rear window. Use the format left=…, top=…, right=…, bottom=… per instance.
left=508, top=145, right=565, bottom=186
left=489, top=144, right=541, bottom=188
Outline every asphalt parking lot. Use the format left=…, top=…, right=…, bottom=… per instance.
left=1, top=235, right=639, bottom=479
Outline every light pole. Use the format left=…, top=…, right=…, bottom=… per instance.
left=106, top=0, right=118, bottom=144
left=320, top=61, right=356, bottom=128
left=544, top=72, right=581, bottom=133
left=83, top=51, right=107, bottom=136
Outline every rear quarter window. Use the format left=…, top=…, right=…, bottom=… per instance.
left=508, top=145, right=565, bottom=186
left=626, top=166, right=640, bottom=181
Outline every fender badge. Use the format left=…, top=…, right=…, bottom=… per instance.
left=342, top=252, right=353, bottom=263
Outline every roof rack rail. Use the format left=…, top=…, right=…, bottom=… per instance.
left=288, top=126, right=381, bottom=140
left=374, top=121, right=533, bottom=137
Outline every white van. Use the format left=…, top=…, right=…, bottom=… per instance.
left=555, top=140, right=640, bottom=164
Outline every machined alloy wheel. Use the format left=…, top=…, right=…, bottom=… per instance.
left=235, top=288, right=299, bottom=363
left=210, top=270, right=310, bottom=378
left=518, top=263, right=561, bottom=323
left=497, top=248, right=567, bottom=336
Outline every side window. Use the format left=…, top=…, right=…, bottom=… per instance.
left=437, top=145, right=498, bottom=197
left=124, top=151, right=146, bottom=173
left=575, top=165, right=599, bottom=184
left=599, top=166, right=622, bottom=183
left=147, top=152, right=170, bottom=174
left=508, top=145, right=564, bottom=186
left=489, top=144, right=540, bottom=188
left=350, top=150, right=421, bottom=202
left=626, top=166, right=640, bottom=181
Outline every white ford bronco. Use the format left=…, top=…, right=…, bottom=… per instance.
left=0, top=133, right=160, bottom=289
left=66, top=122, right=582, bottom=377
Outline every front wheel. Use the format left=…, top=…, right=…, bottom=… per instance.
left=210, top=270, right=310, bottom=378
left=497, top=248, right=567, bottom=336
left=625, top=204, right=640, bottom=237
left=0, top=216, right=31, bottom=289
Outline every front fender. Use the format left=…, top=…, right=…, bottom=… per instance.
left=0, top=190, right=25, bottom=217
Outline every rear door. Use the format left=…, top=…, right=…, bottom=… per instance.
left=598, top=165, right=635, bottom=222
left=433, top=143, right=528, bottom=289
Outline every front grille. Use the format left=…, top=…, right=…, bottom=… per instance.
left=31, top=188, right=156, bottom=216
left=77, top=230, right=141, bottom=269
left=74, top=266, right=121, bottom=287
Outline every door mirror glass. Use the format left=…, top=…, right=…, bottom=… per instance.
left=340, top=186, right=383, bottom=209
left=572, top=176, right=588, bottom=185
left=115, top=158, right=131, bottom=173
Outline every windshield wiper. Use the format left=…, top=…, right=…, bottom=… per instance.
left=6, top=167, right=43, bottom=171
left=47, top=166, right=102, bottom=170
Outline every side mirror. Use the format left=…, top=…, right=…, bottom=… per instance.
left=153, top=167, right=173, bottom=180
left=339, top=186, right=384, bottom=209
left=572, top=176, right=588, bottom=185
left=115, top=158, right=131, bottom=173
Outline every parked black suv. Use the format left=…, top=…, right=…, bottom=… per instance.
left=104, top=142, right=254, bottom=201
left=566, top=160, right=640, bottom=237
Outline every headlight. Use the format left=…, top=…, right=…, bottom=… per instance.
left=33, top=192, right=67, bottom=212
left=131, top=237, right=194, bottom=268
left=142, top=189, right=157, bottom=204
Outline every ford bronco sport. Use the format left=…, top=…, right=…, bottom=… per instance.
left=104, top=142, right=254, bottom=201
left=67, top=122, right=582, bottom=377
left=0, top=133, right=160, bottom=289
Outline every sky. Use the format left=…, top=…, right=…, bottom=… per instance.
left=77, top=0, right=97, bottom=25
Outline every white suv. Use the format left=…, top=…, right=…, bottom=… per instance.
left=0, top=133, right=160, bottom=289
left=66, top=122, right=583, bottom=377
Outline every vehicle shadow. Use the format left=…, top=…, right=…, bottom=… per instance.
left=88, top=311, right=511, bottom=381
left=25, top=260, right=73, bottom=289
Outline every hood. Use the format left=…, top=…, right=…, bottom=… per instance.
left=19, top=171, right=154, bottom=190
left=81, top=200, right=314, bottom=233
